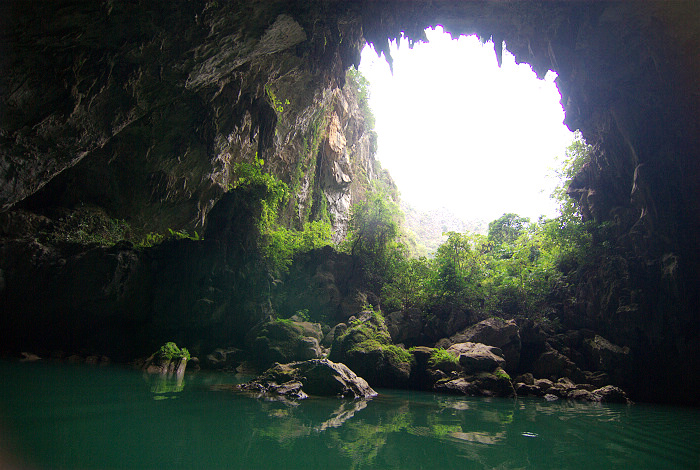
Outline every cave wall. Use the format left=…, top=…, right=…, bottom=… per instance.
left=0, top=0, right=377, bottom=237
left=0, top=1, right=698, bottom=402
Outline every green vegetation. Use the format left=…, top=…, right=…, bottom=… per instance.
left=493, top=368, right=511, bottom=381
left=265, top=84, right=290, bottom=113
left=40, top=205, right=130, bottom=246
left=157, top=342, right=190, bottom=361
left=229, top=154, right=333, bottom=275
left=358, top=132, right=604, bottom=325
left=136, top=228, right=202, bottom=248
left=428, top=348, right=459, bottom=369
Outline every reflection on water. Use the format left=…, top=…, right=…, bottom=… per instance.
left=0, top=361, right=698, bottom=469
left=144, top=372, right=186, bottom=400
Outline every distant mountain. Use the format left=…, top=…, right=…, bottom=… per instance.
left=401, top=202, right=487, bottom=257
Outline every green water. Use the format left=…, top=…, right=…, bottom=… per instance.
left=0, top=361, right=697, bottom=469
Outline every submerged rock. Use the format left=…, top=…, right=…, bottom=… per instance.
left=237, top=358, right=377, bottom=400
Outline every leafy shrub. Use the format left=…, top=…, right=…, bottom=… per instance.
left=157, top=342, right=190, bottom=361
left=42, top=206, right=130, bottom=246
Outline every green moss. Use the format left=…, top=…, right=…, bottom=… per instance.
left=348, top=339, right=384, bottom=355
left=493, top=367, right=511, bottom=381
left=384, top=344, right=413, bottom=364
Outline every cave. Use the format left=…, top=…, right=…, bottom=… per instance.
left=0, top=1, right=698, bottom=405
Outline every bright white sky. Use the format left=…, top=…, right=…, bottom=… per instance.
left=358, top=27, right=574, bottom=223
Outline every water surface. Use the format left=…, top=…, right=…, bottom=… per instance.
left=0, top=361, right=697, bottom=469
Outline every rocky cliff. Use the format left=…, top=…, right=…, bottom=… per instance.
left=0, top=1, right=698, bottom=403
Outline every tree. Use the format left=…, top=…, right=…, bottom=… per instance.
left=488, top=213, right=530, bottom=246
left=346, top=189, right=402, bottom=283
left=432, top=232, right=487, bottom=306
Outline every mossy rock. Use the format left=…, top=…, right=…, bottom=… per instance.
left=329, top=311, right=413, bottom=388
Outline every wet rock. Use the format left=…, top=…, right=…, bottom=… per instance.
left=237, top=359, right=377, bottom=400
left=593, top=385, right=631, bottom=404
left=434, top=368, right=514, bottom=398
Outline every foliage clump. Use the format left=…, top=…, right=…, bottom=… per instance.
left=40, top=205, right=130, bottom=246
left=157, top=342, right=190, bottom=361
left=428, top=348, right=459, bottom=369
left=361, top=131, right=608, bottom=327
left=230, top=154, right=332, bottom=275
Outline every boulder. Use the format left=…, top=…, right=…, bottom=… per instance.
left=141, top=355, right=187, bottom=377
left=514, top=373, right=535, bottom=385
left=515, top=383, right=542, bottom=396
left=329, top=311, right=413, bottom=388
left=437, top=318, right=521, bottom=372
left=534, top=378, right=554, bottom=394
left=237, top=359, right=377, bottom=400
left=532, top=349, right=578, bottom=380
left=447, top=342, right=506, bottom=373
left=592, top=385, right=631, bottom=404
left=568, top=389, right=597, bottom=401
left=434, top=368, right=515, bottom=397
left=206, top=347, right=243, bottom=370
left=408, top=346, right=436, bottom=390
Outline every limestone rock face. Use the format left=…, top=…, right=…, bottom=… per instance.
left=583, top=335, right=631, bottom=374
left=0, top=1, right=372, bottom=240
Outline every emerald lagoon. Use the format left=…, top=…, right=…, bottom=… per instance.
left=0, top=361, right=697, bottom=469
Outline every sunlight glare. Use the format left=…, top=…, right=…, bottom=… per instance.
left=358, top=26, right=574, bottom=223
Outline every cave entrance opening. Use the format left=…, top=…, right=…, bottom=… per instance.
left=358, top=27, right=574, bottom=230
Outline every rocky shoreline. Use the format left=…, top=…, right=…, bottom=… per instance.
left=10, top=314, right=632, bottom=405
